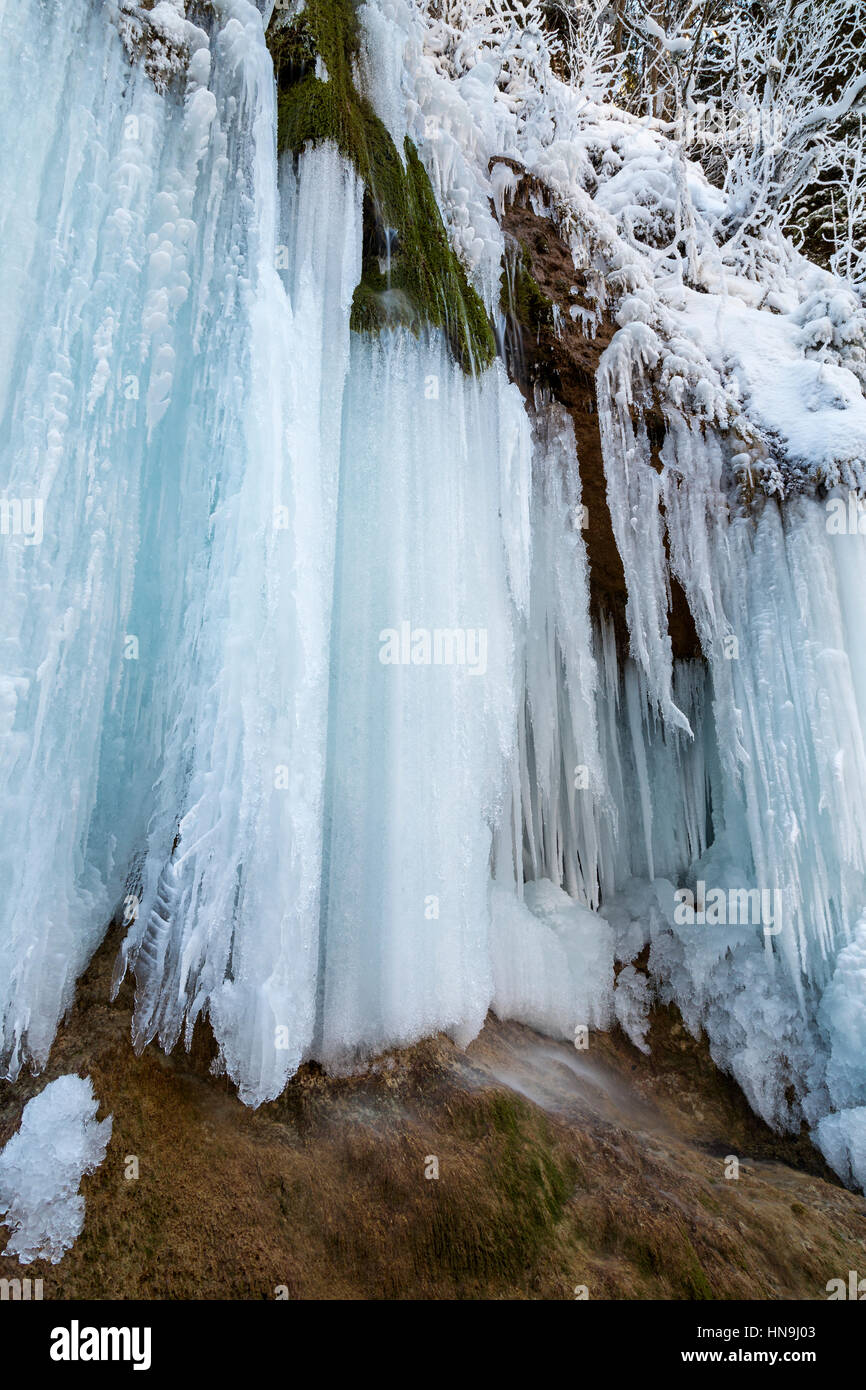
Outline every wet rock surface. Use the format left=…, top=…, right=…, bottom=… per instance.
left=1, top=922, right=862, bottom=1299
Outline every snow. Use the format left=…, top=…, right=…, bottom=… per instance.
left=116, top=0, right=209, bottom=93
left=490, top=879, right=614, bottom=1040
left=0, top=1076, right=111, bottom=1264
left=679, top=288, right=866, bottom=484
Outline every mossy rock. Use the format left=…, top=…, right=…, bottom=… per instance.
left=269, top=0, right=495, bottom=373
left=501, top=238, right=555, bottom=337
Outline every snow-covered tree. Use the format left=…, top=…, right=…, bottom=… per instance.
left=547, top=0, right=866, bottom=282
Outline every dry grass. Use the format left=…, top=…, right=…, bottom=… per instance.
left=0, top=925, right=864, bottom=1300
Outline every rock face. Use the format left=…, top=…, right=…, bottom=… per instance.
left=1, top=924, right=862, bottom=1299
left=495, top=162, right=699, bottom=660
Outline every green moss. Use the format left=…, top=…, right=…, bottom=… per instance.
left=501, top=240, right=555, bottom=337
left=269, top=0, right=495, bottom=373
left=422, top=1090, right=577, bottom=1284
left=620, top=1225, right=714, bottom=1299
left=680, top=1247, right=714, bottom=1300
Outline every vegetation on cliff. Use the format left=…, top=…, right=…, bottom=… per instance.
left=269, top=0, right=495, bottom=372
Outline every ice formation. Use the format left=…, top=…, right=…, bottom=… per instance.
left=1, top=0, right=866, bottom=1194
left=0, top=1075, right=112, bottom=1263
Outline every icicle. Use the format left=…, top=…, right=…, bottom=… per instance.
left=596, top=326, right=692, bottom=733
left=0, top=0, right=222, bottom=1076
left=118, top=133, right=363, bottom=1105
left=315, top=331, right=532, bottom=1067
left=516, top=400, right=606, bottom=908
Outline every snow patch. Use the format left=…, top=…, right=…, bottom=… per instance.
left=0, top=1076, right=112, bottom=1265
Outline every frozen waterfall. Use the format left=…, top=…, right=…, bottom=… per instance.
left=2, top=0, right=866, bottom=1197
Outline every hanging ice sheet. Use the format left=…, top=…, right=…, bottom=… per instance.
left=0, top=0, right=350, bottom=1106
left=0, top=0, right=243, bottom=1075
left=316, top=330, right=532, bottom=1066
left=596, top=354, right=866, bottom=1142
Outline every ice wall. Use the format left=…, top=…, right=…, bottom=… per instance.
left=0, top=0, right=598, bottom=1103
left=316, top=333, right=531, bottom=1065
left=2, top=0, right=866, bottom=1185
left=110, top=136, right=363, bottom=1106
left=0, top=0, right=356, bottom=1102
left=595, top=349, right=866, bottom=1139
left=0, top=0, right=224, bottom=1076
